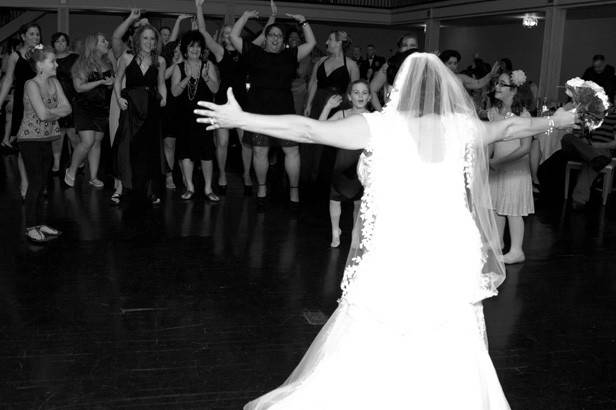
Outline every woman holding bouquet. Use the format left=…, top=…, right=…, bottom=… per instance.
left=195, top=52, right=576, bottom=409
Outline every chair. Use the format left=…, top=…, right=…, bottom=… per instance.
left=564, top=158, right=616, bottom=205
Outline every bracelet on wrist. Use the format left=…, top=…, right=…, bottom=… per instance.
left=546, top=115, right=555, bottom=135
left=299, top=20, right=309, bottom=27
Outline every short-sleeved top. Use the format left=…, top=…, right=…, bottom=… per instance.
left=55, top=53, right=79, bottom=102
left=17, top=80, right=61, bottom=142
left=242, top=42, right=298, bottom=91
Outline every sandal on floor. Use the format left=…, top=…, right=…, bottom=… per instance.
left=25, top=227, right=52, bottom=243
left=205, top=192, right=220, bottom=203
left=89, top=179, right=104, bottom=189
left=37, top=225, right=62, bottom=237
left=181, top=190, right=194, bottom=200
left=110, top=192, right=122, bottom=205
left=64, top=170, right=75, bottom=187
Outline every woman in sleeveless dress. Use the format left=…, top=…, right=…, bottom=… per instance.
left=319, top=80, right=370, bottom=248
left=160, top=14, right=192, bottom=191
left=0, top=23, right=41, bottom=199
left=51, top=32, right=79, bottom=173
left=113, top=24, right=167, bottom=213
left=230, top=10, right=316, bottom=209
left=17, top=46, right=71, bottom=242
left=196, top=0, right=252, bottom=194
left=303, top=31, right=359, bottom=189
left=64, top=33, right=114, bottom=189
left=109, top=9, right=150, bottom=203
left=489, top=71, right=535, bottom=265
left=196, top=52, right=577, bottom=409
left=171, top=30, right=220, bottom=202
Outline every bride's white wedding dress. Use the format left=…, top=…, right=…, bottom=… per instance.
left=244, top=110, right=511, bottom=409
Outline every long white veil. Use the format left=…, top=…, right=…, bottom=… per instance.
left=345, top=52, right=506, bottom=305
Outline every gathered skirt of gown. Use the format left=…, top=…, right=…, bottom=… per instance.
left=245, top=202, right=511, bottom=410
left=245, top=298, right=510, bottom=409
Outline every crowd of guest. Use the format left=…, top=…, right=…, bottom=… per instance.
left=0, top=1, right=614, bottom=264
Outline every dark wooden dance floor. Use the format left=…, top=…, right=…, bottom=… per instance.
left=1, top=153, right=615, bottom=409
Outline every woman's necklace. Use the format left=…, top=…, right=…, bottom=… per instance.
left=186, top=61, right=201, bottom=101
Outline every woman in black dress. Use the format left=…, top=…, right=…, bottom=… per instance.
left=230, top=10, right=316, bottom=208
left=0, top=23, right=41, bottom=198
left=302, top=30, right=358, bottom=189
left=113, top=24, right=167, bottom=211
left=51, top=32, right=79, bottom=173
left=64, top=33, right=114, bottom=189
left=171, top=30, right=220, bottom=202
left=195, top=0, right=254, bottom=194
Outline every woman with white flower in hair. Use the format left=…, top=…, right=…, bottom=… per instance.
left=489, top=69, right=535, bottom=264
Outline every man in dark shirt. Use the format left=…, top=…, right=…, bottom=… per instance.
left=360, top=44, right=386, bottom=81
left=562, top=109, right=616, bottom=209
left=583, top=55, right=616, bottom=103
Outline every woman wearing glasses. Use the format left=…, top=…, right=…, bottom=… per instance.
left=488, top=70, right=535, bottom=265
left=230, top=10, right=316, bottom=209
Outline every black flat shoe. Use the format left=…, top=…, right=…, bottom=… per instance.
left=244, top=184, right=253, bottom=196
left=217, top=185, right=227, bottom=195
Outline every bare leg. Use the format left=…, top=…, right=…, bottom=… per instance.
left=65, top=127, right=79, bottom=153
left=67, top=130, right=95, bottom=181
left=253, top=146, right=269, bottom=198
left=18, top=153, right=28, bottom=198
left=503, top=216, right=525, bottom=264
left=214, top=128, right=229, bottom=187
left=350, top=200, right=361, bottom=247
left=86, top=131, right=104, bottom=182
left=201, top=159, right=215, bottom=195
left=240, top=130, right=253, bottom=186
left=51, top=132, right=65, bottom=172
left=163, top=137, right=176, bottom=189
left=282, top=145, right=300, bottom=203
left=180, top=159, right=195, bottom=198
left=329, top=200, right=342, bottom=247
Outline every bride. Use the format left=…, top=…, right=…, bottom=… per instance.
left=195, top=53, right=576, bottom=409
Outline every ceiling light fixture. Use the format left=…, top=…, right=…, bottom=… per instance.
left=522, top=14, right=539, bottom=28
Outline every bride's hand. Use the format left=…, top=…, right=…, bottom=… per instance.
left=552, top=107, right=578, bottom=129
left=195, top=88, right=243, bottom=131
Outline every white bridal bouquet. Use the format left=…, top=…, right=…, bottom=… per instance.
left=565, top=77, right=611, bottom=131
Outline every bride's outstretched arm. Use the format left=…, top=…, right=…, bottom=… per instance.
left=195, top=88, right=370, bottom=150
left=484, top=107, right=577, bottom=145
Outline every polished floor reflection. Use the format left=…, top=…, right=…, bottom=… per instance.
left=1, top=154, right=615, bottom=409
